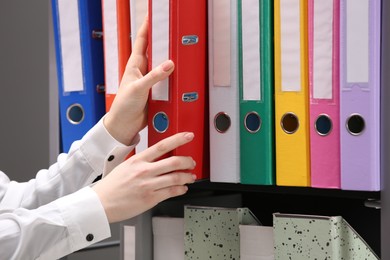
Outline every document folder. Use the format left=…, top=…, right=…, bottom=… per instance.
left=52, top=0, right=105, bottom=152
left=102, top=0, right=131, bottom=111
left=148, top=0, right=209, bottom=180
left=274, top=0, right=310, bottom=186
left=274, top=213, right=379, bottom=259
left=340, top=0, right=381, bottom=191
left=130, top=0, right=148, bottom=153
left=239, top=0, right=274, bottom=185
left=308, top=0, right=341, bottom=189
left=208, top=0, right=240, bottom=183
left=102, top=0, right=136, bottom=160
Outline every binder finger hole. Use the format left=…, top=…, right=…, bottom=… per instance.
left=244, top=112, right=261, bottom=133
left=315, top=114, right=332, bottom=136
left=346, top=114, right=365, bottom=136
left=67, top=104, right=84, bottom=125
left=214, top=112, right=231, bottom=133
left=281, top=113, right=299, bottom=134
left=153, top=112, right=169, bottom=133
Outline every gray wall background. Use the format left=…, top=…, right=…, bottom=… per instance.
left=0, top=0, right=56, bottom=179
left=0, top=1, right=120, bottom=259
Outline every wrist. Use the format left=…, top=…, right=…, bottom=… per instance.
left=103, top=113, right=136, bottom=146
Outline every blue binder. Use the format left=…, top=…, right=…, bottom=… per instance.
left=52, top=0, right=105, bottom=152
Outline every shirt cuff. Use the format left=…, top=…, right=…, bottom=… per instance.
left=55, top=186, right=111, bottom=252
left=79, top=116, right=140, bottom=176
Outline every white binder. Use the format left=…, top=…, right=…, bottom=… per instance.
left=208, top=0, right=240, bottom=183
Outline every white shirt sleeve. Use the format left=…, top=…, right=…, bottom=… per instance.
left=0, top=116, right=140, bottom=259
left=0, top=187, right=110, bottom=260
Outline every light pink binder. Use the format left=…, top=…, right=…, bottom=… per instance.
left=308, top=0, right=340, bottom=189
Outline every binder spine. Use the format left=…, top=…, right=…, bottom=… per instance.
left=208, top=0, right=240, bottom=183
left=148, top=0, right=209, bottom=179
left=52, top=0, right=105, bottom=152
left=239, top=0, right=274, bottom=185
left=340, top=0, right=381, bottom=191
left=274, top=0, right=310, bottom=186
left=309, top=0, right=341, bottom=189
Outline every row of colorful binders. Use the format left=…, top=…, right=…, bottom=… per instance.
left=126, top=206, right=378, bottom=259
left=51, top=0, right=382, bottom=191
left=206, top=0, right=381, bottom=191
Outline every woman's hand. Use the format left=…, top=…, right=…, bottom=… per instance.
left=92, top=132, right=196, bottom=223
left=103, top=16, right=175, bottom=145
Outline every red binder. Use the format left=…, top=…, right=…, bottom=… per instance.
left=147, top=0, right=209, bottom=180
left=102, top=0, right=135, bottom=159
left=102, top=0, right=131, bottom=111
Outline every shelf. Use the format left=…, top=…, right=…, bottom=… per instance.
left=188, top=180, right=380, bottom=200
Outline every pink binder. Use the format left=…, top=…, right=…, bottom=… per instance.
left=308, top=0, right=340, bottom=189
left=340, top=0, right=381, bottom=191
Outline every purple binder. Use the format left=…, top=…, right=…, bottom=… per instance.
left=340, top=0, right=381, bottom=191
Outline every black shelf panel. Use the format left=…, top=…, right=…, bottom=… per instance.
left=188, top=180, right=380, bottom=200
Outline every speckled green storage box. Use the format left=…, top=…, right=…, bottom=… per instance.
left=184, top=205, right=260, bottom=259
left=273, top=213, right=379, bottom=260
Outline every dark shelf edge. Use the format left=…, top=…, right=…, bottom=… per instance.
left=188, top=180, right=380, bottom=200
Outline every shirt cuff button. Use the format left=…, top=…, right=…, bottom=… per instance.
left=86, top=234, right=94, bottom=242
left=108, top=155, right=115, bottom=162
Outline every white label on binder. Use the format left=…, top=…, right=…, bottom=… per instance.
left=346, top=0, right=369, bottom=83
left=151, top=0, right=169, bottom=101
left=130, top=0, right=148, bottom=48
left=58, top=0, right=84, bottom=92
left=281, top=0, right=301, bottom=92
left=313, top=0, right=333, bottom=99
left=212, top=0, right=231, bottom=87
left=103, top=0, right=119, bottom=95
left=242, top=0, right=261, bottom=100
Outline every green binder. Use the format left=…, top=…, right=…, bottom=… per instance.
left=238, top=0, right=274, bottom=185
left=184, top=205, right=260, bottom=259
left=273, top=213, right=379, bottom=259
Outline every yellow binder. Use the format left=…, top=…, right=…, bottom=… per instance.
left=274, top=0, right=310, bottom=186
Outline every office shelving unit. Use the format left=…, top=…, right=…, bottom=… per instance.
left=121, top=1, right=389, bottom=259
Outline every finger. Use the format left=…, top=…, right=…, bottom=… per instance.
left=151, top=172, right=195, bottom=191
left=148, top=156, right=196, bottom=176
left=122, top=15, right=148, bottom=78
left=132, top=15, right=149, bottom=57
left=138, top=132, right=194, bottom=162
left=131, top=60, right=174, bottom=91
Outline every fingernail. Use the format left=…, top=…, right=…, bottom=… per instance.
left=192, top=174, right=197, bottom=180
left=184, top=132, right=194, bottom=140
left=161, top=60, right=174, bottom=72
left=193, top=160, right=197, bottom=168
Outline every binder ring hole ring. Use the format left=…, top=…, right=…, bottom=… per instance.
left=214, top=112, right=231, bottom=133
left=66, top=104, right=85, bottom=125
left=153, top=112, right=169, bottom=133
left=244, top=112, right=261, bottom=133
left=281, top=112, right=299, bottom=134
left=315, top=114, right=333, bottom=136
left=346, top=114, right=365, bottom=136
